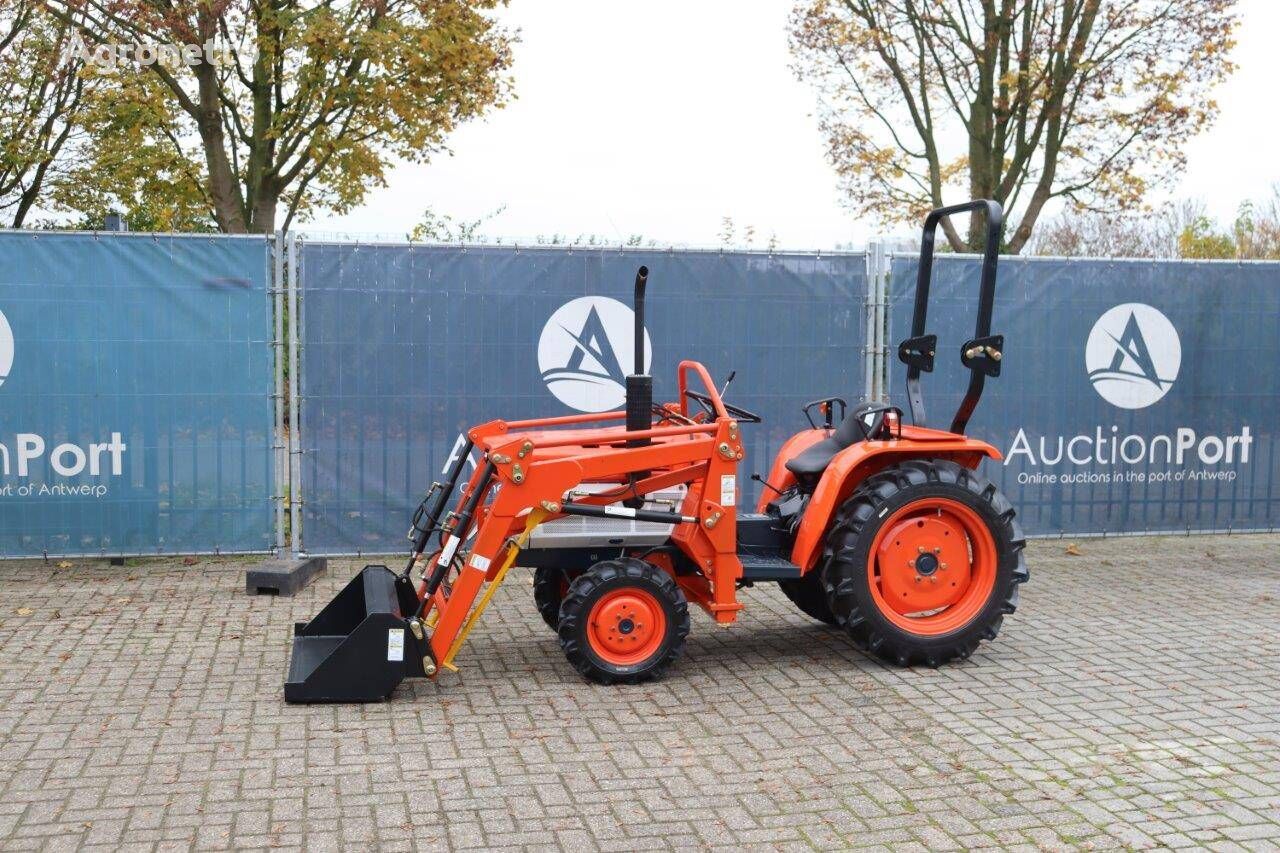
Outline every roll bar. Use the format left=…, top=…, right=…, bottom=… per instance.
left=897, top=199, right=1005, bottom=435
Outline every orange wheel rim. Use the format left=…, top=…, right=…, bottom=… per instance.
left=587, top=588, right=665, bottom=666
left=866, top=497, right=997, bottom=636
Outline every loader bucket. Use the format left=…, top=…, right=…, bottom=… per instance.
left=284, top=565, right=425, bottom=703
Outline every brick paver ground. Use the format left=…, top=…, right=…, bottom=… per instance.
left=1, top=534, right=1278, bottom=851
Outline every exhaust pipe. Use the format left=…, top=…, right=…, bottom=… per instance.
left=625, top=265, right=651, bottom=446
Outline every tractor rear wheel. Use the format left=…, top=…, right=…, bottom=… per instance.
left=557, top=558, right=690, bottom=684
left=822, top=459, right=1028, bottom=666
left=778, top=573, right=837, bottom=625
left=533, top=566, right=574, bottom=630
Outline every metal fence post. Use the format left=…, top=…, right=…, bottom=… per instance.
left=288, top=231, right=304, bottom=556
left=272, top=231, right=286, bottom=553
left=874, top=243, right=889, bottom=402
left=863, top=244, right=878, bottom=402
left=864, top=242, right=889, bottom=402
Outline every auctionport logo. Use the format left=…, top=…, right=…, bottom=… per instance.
left=538, top=297, right=651, bottom=412
left=1008, top=299, right=1252, bottom=485
left=1085, top=303, right=1181, bottom=409
left=0, top=308, right=12, bottom=388
left=0, top=308, right=128, bottom=492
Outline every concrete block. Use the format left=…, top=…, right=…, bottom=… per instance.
left=245, top=556, right=327, bottom=596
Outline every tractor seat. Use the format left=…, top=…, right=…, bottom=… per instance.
left=785, top=402, right=884, bottom=478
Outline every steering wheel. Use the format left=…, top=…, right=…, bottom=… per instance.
left=683, top=389, right=762, bottom=424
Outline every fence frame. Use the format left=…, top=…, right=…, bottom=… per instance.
left=277, top=239, right=1278, bottom=553
left=0, top=228, right=281, bottom=560
left=287, top=231, right=305, bottom=556
left=287, top=240, right=872, bottom=556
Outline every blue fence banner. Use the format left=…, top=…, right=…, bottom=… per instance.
left=0, top=232, right=275, bottom=557
left=298, top=244, right=868, bottom=554
left=888, top=255, right=1280, bottom=536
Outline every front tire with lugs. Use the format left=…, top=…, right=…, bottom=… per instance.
left=533, top=566, right=573, bottom=630
left=822, top=459, right=1028, bottom=666
left=557, top=558, right=690, bottom=685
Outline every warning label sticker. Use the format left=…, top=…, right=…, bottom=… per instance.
left=386, top=628, right=404, bottom=662
left=721, top=474, right=736, bottom=506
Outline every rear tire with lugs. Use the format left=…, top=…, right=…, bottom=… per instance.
left=779, top=572, right=836, bottom=625
left=822, top=459, right=1028, bottom=666
left=557, top=558, right=689, bottom=685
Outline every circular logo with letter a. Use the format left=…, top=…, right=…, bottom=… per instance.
left=0, top=309, right=12, bottom=389
left=1085, top=303, right=1180, bottom=409
left=538, top=296, right=651, bottom=412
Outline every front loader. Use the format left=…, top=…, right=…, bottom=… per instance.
left=285, top=200, right=1029, bottom=703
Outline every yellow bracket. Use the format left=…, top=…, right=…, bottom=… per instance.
left=440, top=509, right=548, bottom=670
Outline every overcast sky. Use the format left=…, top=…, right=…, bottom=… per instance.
left=305, top=0, right=1280, bottom=249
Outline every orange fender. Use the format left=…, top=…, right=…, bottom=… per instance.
left=788, top=426, right=1002, bottom=572
left=755, top=428, right=829, bottom=512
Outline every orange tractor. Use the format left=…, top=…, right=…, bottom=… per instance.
left=285, top=200, right=1028, bottom=702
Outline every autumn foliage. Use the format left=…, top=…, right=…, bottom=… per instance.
left=41, top=0, right=514, bottom=233
left=791, top=0, right=1238, bottom=253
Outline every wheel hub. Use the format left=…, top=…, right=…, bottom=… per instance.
left=588, top=590, right=664, bottom=663
left=876, top=513, right=972, bottom=615
left=914, top=552, right=939, bottom=576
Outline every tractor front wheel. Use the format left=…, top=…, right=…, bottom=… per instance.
left=557, top=558, right=690, bottom=684
left=533, top=566, right=575, bottom=630
left=823, top=459, right=1028, bottom=666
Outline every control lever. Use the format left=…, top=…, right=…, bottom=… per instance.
left=719, top=370, right=736, bottom=398
left=751, top=472, right=784, bottom=497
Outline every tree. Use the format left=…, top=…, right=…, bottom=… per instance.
left=1178, top=214, right=1235, bottom=259
left=791, top=0, right=1238, bottom=253
left=0, top=0, right=87, bottom=227
left=51, top=70, right=215, bottom=231
left=1030, top=200, right=1199, bottom=258
left=1230, top=190, right=1280, bottom=260
left=1030, top=189, right=1280, bottom=260
left=47, top=0, right=514, bottom=233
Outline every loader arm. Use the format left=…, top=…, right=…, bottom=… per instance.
left=417, top=398, right=748, bottom=670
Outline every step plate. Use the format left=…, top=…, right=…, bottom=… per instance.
left=737, top=553, right=802, bottom=581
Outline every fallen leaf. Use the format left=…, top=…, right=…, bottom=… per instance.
left=56, top=561, right=73, bottom=569
left=126, top=574, right=138, bottom=581
left=1065, top=543, right=1082, bottom=556
left=182, top=556, right=199, bottom=566
left=16, top=607, right=33, bottom=616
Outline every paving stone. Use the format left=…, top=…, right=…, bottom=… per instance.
left=0, top=535, right=1278, bottom=850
